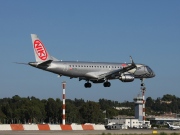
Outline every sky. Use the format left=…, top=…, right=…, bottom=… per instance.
left=0, top=0, right=180, bottom=102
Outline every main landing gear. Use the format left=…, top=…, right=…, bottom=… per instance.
left=84, top=82, right=92, bottom=88
left=140, top=78, right=146, bottom=90
left=103, top=81, right=111, bottom=87
left=84, top=81, right=111, bottom=88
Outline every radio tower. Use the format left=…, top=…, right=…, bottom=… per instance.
left=62, top=81, right=66, bottom=125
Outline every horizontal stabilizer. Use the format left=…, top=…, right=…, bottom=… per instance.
left=38, top=60, right=53, bottom=66
left=14, top=62, right=28, bottom=65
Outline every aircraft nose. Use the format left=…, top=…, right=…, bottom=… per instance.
left=146, top=66, right=155, bottom=78
left=149, top=68, right=155, bottom=77
left=151, top=71, right=155, bottom=77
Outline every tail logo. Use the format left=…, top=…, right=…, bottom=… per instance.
left=34, top=40, right=48, bottom=60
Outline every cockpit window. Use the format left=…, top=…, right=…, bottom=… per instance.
left=146, top=66, right=153, bottom=73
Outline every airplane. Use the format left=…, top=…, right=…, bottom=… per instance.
left=167, top=122, right=180, bottom=130
left=28, top=34, right=155, bottom=88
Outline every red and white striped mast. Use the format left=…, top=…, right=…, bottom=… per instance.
left=141, top=85, right=146, bottom=124
left=62, top=81, right=66, bottom=125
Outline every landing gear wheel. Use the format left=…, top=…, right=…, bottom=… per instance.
left=103, top=82, right=111, bottom=87
left=140, top=78, right=146, bottom=91
left=108, top=82, right=111, bottom=87
left=84, top=82, right=92, bottom=88
left=140, top=78, right=145, bottom=87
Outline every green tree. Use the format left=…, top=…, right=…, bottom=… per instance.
left=79, top=101, right=104, bottom=123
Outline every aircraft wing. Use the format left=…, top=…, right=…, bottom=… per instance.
left=97, top=57, right=136, bottom=80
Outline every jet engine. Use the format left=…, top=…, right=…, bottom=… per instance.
left=119, top=75, right=134, bottom=82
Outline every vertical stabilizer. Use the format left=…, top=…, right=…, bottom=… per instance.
left=31, top=34, right=52, bottom=63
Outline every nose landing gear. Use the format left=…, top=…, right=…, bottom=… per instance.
left=140, top=78, right=146, bottom=91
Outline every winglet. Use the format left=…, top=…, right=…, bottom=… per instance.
left=130, top=56, right=136, bottom=67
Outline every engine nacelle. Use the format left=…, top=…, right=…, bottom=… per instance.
left=119, top=75, right=134, bottom=82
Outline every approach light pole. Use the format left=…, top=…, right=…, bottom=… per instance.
left=62, top=81, right=66, bottom=125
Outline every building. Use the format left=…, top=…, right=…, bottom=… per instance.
left=134, top=95, right=143, bottom=121
left=113, top=107, right=131, bottom=110
left=107, top=118, right=151, bottom=128
left=147, top=113, right=180, bottom=125
left=106, top=93, right=151, bottom=128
